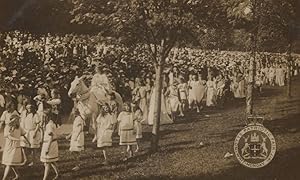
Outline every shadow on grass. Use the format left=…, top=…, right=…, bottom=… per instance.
left=141, top=128, right=192, bottom=142
left=260, top=86, right=282, bottom=98
left=126, top=144, right=300, bottom=180
left=265, top=113, right=300, bottom=134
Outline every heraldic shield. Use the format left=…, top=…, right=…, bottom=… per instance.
left=234, top=116, right=276, bottom=168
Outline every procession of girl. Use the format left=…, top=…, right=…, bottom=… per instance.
left=0, top=55, right=298, bottom=179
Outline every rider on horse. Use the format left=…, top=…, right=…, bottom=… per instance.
left=90, top=66, right=112, bottom=99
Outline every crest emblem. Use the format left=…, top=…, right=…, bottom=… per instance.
left=234, top=116, right=276, bottom=168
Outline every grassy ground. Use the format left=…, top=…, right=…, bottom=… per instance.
left=1, top=76, right=300, bottom=180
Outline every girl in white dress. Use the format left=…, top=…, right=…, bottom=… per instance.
left=2, top=114, right=27, bottom=180
left=40, top=112, right=59, bottom=180
left=177, top=77, right=188, bottom=116
left=20, top=104, right=42, bottom=166
left=165, top=81, right=181, bottom=120
left=96, top=104, right=114, bottom=164
left=66, top=108, right=85, bottom=171
left=133, top=81, right=148, bottom=124
left=117, top=102, right=137, bottom=160
left=107, top=93, right=119, bottom=136
left=131, top=103, right=143, bottom=152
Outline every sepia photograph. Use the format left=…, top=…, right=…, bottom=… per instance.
left=0, top=0, right=299, bottom=179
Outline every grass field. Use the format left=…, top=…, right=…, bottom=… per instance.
left=1, top=76, right=300, bottom=180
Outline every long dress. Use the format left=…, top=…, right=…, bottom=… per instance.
left=147, top=88, right=173, bottom=125
left=20, top=113, right=42, bottom=148
left=206, top=80, right=217, bottom=106
left=166, top=86, right=180, bottom=113
left=70, top=116, right=85, bottom=152
left=2, top=126, right=27, bottom=166
left=90, top=73, right=111, bottom=103
left=138, top=86, right=148, bottom=123
left=231, top=77, right=246, bottom=98
left=40, top=120, right=59, bottom=163
left=96, top=114, right=114, bottom=148
left=117, top=112, right=137, bottom=145
left=133, top=109, right=143, bottom=139
left=188, top=80, right=206, bottom=104
left=268, top=67, right=275, bottom=85
left=276, top=68, right=285, bottom=86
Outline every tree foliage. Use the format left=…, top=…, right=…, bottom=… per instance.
left=224, top=0, right=298, bottom=52
left=71, top=0, right=230, bottom=62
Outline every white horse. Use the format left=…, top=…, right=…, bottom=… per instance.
left=68, top=76, right=123, bottom=131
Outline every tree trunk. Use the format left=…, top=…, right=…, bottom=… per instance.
left=150, top=58, right=164, bottom=153
left=246, top=34, right=256, bottom=115
left=246, top=57, right=255, bottom=115
left=287, top=29, right=293, bottom=97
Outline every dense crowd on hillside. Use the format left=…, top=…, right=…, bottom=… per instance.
left=0, top=30, right=299, bottom=117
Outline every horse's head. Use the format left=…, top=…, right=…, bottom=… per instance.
left=68, top=76, right=85, bottom=97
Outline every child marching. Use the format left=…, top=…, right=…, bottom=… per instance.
left=66, top=108, right=85, bottom=171
left=131, top=102, right=143, bottom=152
left=2, top=113, right=27, bottom=180
left=20, top=103, right=42, bottom=166
left=95, top=103, right=115, bottom=165
left=117, top=102, right=137, bottom=161
left=40, top=111, right=59, bottom=180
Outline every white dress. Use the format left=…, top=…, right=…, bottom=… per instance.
left=70, top=116, right=85, bottom=152
left=148, top=88, right=173, bottom=125
left=96, top=114, right=114, bottom=148
left=0, top=110, right=20, bottom=126
left=188, top=80, right=206, bottom=103
left=134, top=109, right=143, bottom=139
left=117, top=112, right=137, bottom=145
left=166, top=86, right=180, bottom=113
left=20, top=113, right=42, bottom=148
left=276, top=68, right=285, bottom=86
left=206, top=80, right=216, bottom=106
left=91, top=73, right=112, bottom=93
left=90, top=73, right=111, bottom=103
left=2, top=126, right=27, bottom=166
left=40, top=120, right=59, bottom=163
left=178, top=83, right=188, bottom=101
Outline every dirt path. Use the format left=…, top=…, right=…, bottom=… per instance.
left=0, top=76, right=299, bottom=180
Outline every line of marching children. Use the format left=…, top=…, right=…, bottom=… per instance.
left=0, top=99, right=59, bottom=180
left=0, top=97, right=143, bottom=179
left=67, top=101, right=143, bottom=171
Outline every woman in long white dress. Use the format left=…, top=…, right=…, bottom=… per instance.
left=132, top=81, right=148, bottom=124
left=232, top=74, right=246, bottom=99
left=206, top=76, right=217, bottom=107
left=276, top=65, right=285, bottom=86
left=188, top=74, right=206, bottom=112
left=165, top=81, right=181, bottom=120
left=148, top=85, right=173, bottom=125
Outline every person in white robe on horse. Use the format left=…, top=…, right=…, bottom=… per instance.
left=90, top=66, right=112, bottom=104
